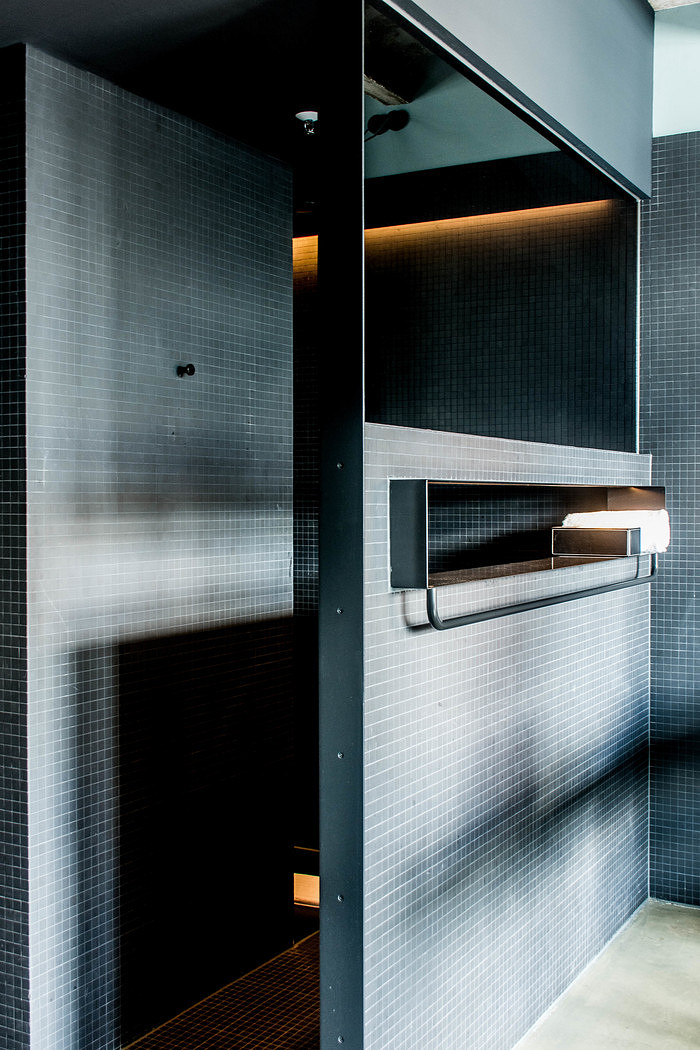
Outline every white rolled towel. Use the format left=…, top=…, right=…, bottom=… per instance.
left=561, top=510, right=670, bottom=553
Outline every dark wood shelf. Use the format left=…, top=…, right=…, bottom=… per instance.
left=427, top=555, right=631, bottom=588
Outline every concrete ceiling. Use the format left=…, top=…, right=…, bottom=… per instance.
left=649, top=1, right=700, bottom=10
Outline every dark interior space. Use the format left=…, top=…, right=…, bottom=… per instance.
left=124, top=934, right=320, bottom=1050
left=117, top=621, right=296, bottom=1044
left=1, top=0, right=324, bottom=235
left=99, top=0, right=324, bottom=235
left=4, top=0, right=321, bottom=158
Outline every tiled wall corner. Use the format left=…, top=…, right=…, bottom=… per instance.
left=0, top=44, right=30, bottom=1050
left=640, top=132, right=700, bottom=906
left=364, top=424, right=651, bottom=1050
left=23, top=49, right=293, bottom=1048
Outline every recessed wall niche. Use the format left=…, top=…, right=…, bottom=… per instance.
left=363, top=1, right=638, bottom=453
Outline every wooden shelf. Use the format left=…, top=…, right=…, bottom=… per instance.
left=427, top=555, right=629, bottom=588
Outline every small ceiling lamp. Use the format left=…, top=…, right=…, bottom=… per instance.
left=296, top=110, right=319, bottom=135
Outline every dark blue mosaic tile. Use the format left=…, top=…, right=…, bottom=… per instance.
left=0, top=43, right=30, bottom=1050
left=640, top=131, right=700, bottom=907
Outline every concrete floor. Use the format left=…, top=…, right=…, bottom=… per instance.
left=517, top=900, right=700, bottom=1050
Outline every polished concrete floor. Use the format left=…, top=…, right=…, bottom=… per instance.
left=517, top=899, right=700, bottom=1050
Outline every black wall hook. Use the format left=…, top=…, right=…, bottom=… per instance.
left=176, top=363, right=196, bottom=377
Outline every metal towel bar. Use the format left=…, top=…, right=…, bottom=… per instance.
left=425, top=554, right=657, bottom=631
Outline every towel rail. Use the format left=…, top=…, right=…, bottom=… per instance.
left=425, top=554, right=657, bottom=631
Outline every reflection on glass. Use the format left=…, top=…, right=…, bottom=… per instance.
left=363, top=0, right=637, bottom=453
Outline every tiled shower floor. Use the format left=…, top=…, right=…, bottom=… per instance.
left=125, top=932, right=319, bottom=1050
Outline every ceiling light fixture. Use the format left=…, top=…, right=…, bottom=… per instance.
left=296, top=110, right=318, bottom=135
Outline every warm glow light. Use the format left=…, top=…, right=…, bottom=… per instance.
left=364, top=200, right=615, bottom=243
left=294, top=872, right=320, bottom=908
left=294, top=202, right=615, bottom=260
left=292, top=235, right=318, bottom=262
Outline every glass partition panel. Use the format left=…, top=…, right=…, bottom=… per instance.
left=363, top=0, right=638, bottom=452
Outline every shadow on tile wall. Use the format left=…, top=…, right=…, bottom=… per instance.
left=66, top=619, right=295, bottom=1046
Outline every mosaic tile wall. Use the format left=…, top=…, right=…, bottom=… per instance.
left=20, top=48, right=292, bottom=1049
left=364, top=199, right=637, bottom=452
left=640, top=132, right=700, bottom=906
left=364, top=423, right=651, bottom=1050
left=292, top=236, right=320, bottom=851
left=428, top=485, right=600, bottom=573
left=0, top=45, right=30, bottom=1050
